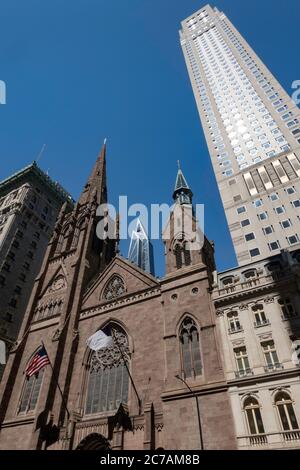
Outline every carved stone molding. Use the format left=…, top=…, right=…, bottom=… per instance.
left=81, top=288, right=161, bottom=319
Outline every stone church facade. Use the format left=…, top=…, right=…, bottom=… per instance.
left=0, top=145, right=237, bottom=450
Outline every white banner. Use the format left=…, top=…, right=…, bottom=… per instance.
left=86, top=330, right=113, bottom=351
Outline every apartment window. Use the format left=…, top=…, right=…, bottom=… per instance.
left=9, top=298, right=17, bottom=308
left=292, top=200, right=300, bottom=208
left=286, top=187, right=296, bottom=195
left=252, top=304, right=269, bottom=327
left=281, top=219, right=292, bottom=229
left=262, top=341, right=280, bottom=369
left=269, top=193, right=279, bottom=202
left=241, top=219, right=250, bottom=227
left=27, top=251, right=34, bottom=260
left=263, top=225, right=274, bottom=235
left=19, top=273, right=26, bottom=282
left=16, top=230, right=23, bottom=239
left=23, top=262, right=30, bottom=271
left=268, top=241, right=280, bottom=251
left=245, top=232, right=255, bottom=242
left=278, top=297, right=297, bottom=319
left=244, top=397, right=265, bottom=435
left=275, top=206, right=285, bottom=215
left=7, top=251, right=15, bottom=261
left=12, top=240, right=20, bottom=249
left=2, top=262, right=11, bottom=272
left=33, top=232, right=40, bottom=240
left=227, top=311, right=242, bottom=333
left=237, top=206, right=246, bottom=214
left=250, top=248, right=260, bottom=257
left=288, top=234, right=299, bottom=245
left=14, top=286, right=22, bottom=294
left=258, top=212, right=268, bottom=221
left=253, top=199, right=262, bottom=208
left=234, top=347, right=250, bottom=373
left=0, top=275, right=5, bottom=286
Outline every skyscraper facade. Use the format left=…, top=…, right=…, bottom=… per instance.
left=0, top=162, right=73, bottom=378
left=128, top=219, right=155, bottom=275
left=180, top=4, right=300, bottom=265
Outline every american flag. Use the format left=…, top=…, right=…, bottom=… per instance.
left=25, top=345, right=50, bottom=377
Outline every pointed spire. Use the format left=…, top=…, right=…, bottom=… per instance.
left=79, top=140, right=107, bottom=205
left=173, top=163, right=193, bottom=204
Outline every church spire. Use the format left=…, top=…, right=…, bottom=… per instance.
left=79, top=140, right=107, bottom=206
left=173, top=161, right=193, bottom=205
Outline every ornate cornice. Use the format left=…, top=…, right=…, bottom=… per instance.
left=80, top=288, right=161, bottom=319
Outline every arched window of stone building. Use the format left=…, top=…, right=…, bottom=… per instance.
left=179, top=317, right=202, bottom=379
left=174, top=244, right=182, bottom=269
left=275, top=392, right=299, bottom=431
left=174, top=241, right=191, bottom=270
left=85, top=324, right=130, bottom=414
left=244, top=396, right=265, bottom=435
left=19, top=363, right=44, bottom=414
left=103, top=275, right=126, bottom=301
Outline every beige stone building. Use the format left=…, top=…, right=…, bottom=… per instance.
left=213, top=249, right=300, bottom=449
left=0, top=162, right=73, bottom=378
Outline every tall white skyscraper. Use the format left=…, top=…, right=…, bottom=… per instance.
left=128, top=219, right=154, bottom=275
left=180, top=4, right=300, bottom=265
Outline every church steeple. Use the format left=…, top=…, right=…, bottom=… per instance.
left=79, top=140, right=107, bottom=206
left=172, top=161, right=193, bottom=205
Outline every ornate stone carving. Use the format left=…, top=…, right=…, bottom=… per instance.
left=103, top=275, right=126, bottom=301
left=91, top=327, right=129, bottom=371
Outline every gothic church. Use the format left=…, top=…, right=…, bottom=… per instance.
left=0, top=145, right=236, bottom=450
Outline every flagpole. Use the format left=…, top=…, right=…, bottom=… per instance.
left=112, top=331, right=142, bottom=415
left=41, top=341, right=70, bottom=419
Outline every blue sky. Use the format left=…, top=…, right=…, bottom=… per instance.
left=0, top=0, right=299, bottom=277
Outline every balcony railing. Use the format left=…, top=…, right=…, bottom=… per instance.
left=249, top=434, right=268, bottom=446
left=264, top=363, right=284, bottom=373
left=238, top=429, right=300, bottom=448
left=234, top=368, right=253, bottom=378
left=228, top=326, right=243, bottom=334
left=254, top=319, right=270, bottom=328
left=282, top=429, right=300, bottom=441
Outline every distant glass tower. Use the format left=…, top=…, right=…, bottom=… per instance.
left=128, top=219, right=154, bottom=275
left=180, top=4, right=300, bottom=265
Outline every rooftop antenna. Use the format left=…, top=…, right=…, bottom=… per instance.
left=177, top=160, right=181, bottom=170
left=36, top=144, right=46, bottom=163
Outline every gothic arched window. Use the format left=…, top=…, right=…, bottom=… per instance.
left=103, top=275, right=126, bottom=301
left=244, top=396, right=265, bottom=435
left=85, top=325, right=130, bottom=414
left=174, top=241, right=191, bottom=270
left=179, top=317, right=202, bottom=378
left=174, top=244, right=182, bottom=269
left=19, top=367, right=44, bottom=413
left=275, top=392, right=299, bottom=431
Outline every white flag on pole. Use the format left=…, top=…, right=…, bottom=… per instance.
left=86, top=329, right=113, bottom=351
left=0, top=340, right=6, bottom=365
